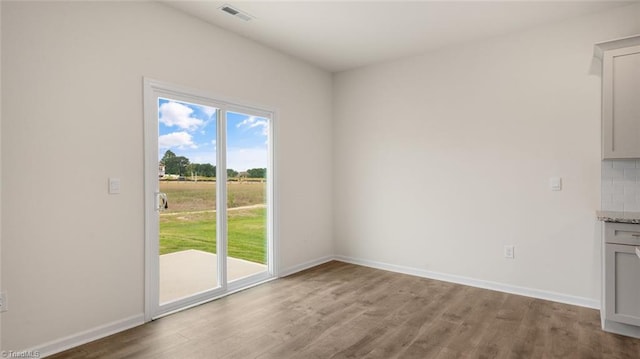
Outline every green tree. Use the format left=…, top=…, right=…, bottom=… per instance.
left=186, top=163, right=196, bottom=175
left=161, top=149, right=176, bottom=162
left=204, top=164, right=215, bottom=177
left=192, top=163, right=215, bottom=177
left=247, top=168, right=266, bottom=178
left=227, top=169, right=238, bottom=178
left=161, top=150, right=189, bottom=176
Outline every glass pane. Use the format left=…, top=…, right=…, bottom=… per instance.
left=226, top=111, right=269, bottom=281
left=158, top=98, right=219, bottom=304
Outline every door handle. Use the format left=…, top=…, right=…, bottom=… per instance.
left=155, top=192, right=168, bottom=211
left=636, top=247, right=640, bottom=259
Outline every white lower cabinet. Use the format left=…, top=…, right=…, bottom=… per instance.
left=602, top=222, right=640, bottom=338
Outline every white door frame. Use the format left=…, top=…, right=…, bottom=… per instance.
left=143, top=78, right=277, bottom=321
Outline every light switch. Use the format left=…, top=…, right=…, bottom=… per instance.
left=109, top=178, right=121, bottom=194
left=549, top=177, right=562, bottom=191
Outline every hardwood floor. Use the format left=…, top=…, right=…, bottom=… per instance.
left=50, top=261, right=640, bottom=358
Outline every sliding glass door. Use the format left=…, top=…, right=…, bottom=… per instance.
left=144, top=80, right=274, bottom=320
left=225, top=111, right=270, bottom=288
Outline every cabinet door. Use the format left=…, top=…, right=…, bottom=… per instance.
left=602, top=45, right=640, bottom=159
left=605, top=243, right=640, bottom=326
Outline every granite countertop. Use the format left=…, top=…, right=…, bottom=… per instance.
left=596, top=210, right=640, bottom=224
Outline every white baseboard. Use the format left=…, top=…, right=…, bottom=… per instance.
left=334, top=255, right=600, bottom=309
left=34, top=314, right=144, bottom=358
left=278, top=255, right=335, bottom=277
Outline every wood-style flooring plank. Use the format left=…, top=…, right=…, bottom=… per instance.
left=48, top=261, right=640, bottom=359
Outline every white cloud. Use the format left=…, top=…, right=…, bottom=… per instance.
left=202, top=105, right=217, bottom=118
left=158, top=131, right=197, bottom=149
left=159, top=101, right=204, bottom=131
left=226, top=147, right=268, bottom=172
left=187, top=151, right=217, bottom=166
left=237, top=116, right=269, bottom=136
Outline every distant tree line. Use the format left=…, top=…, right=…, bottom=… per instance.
left=161, top=150, right=266, bottom=178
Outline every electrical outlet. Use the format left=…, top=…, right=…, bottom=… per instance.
left=504, top=245, right=515, bottom=259
left=0, top=292, right=7, bottom=312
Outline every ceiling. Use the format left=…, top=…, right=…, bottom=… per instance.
left=161, top=1, right=636, bottom=72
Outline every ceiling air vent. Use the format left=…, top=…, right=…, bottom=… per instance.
left=220, top=4, right=253, bottom=22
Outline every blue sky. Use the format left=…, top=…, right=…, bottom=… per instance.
left=158, top=98, right=268, bottom=172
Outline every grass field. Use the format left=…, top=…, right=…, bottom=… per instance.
left=160, top=181, right=265, bottom=212
left=159, top=181, right=267, bottom=264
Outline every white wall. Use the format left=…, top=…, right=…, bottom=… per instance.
left=333, top=3, right=640, bottom=304
left=1, top=1, right=332, bottom=351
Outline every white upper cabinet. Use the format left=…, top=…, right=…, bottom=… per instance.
left=596, top=35, right=640, bottom=159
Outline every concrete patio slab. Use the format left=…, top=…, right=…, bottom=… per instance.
left=160, top=249, right=267, bottom=304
